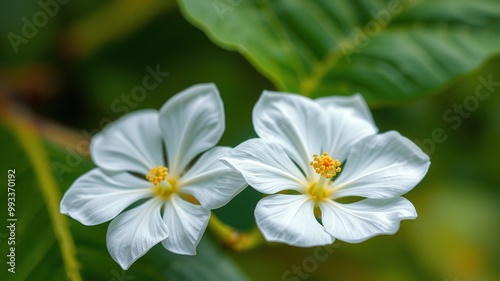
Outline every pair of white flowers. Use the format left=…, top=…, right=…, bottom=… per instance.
left=60, top=84, right=430, bottom=269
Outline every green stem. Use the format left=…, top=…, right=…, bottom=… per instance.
left=208, top=213, right=264, bottom=251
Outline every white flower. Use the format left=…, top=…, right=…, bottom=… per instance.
left=220, top=91, right=430, bottom=247
left=60, top=84, right=247, bottom=269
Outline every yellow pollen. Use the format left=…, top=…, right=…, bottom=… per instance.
left=146, top=165, right=168, bottom=185
left=309, top=152, right=341, bottom=178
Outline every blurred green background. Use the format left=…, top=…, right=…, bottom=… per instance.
left=1, top=0, right=499, bottom=280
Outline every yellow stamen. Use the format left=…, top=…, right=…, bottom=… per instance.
left=309, top=152, right=341, bottom=199
left=309, top=152, right=341, bottom=178
left=146, top=165, right=168, bottom=185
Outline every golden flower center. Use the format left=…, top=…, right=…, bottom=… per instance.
left=153, top=178, right=177, bottom=200
left=307, top=182, right=331, bottom=200
left=147, top=166, right=177, bottom=200
left=308, top=152, right=341, bottom=199
left=309, top=152, right=341, bottom=178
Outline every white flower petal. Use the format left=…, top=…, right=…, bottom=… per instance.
left=91, top=110, right=164, bottom=175
left=161, top=195, right=210, bottom=255
left=253, top=91, right=326, bottom=174
left=255, top=194, right=334, bottom=247
left=60, top=169, right=153, bottom=226
left=106, top=198, right=168, bottom=270
left=317, top=94, right=378, bottom=162
left=320, top=197, right=416, bottom=243
left=180, top=147, right=247, bottom=209
left=159, top=84, right=224, bottom=177
left=220, top=139, right=307, bottom=194
left=332, top=131, right=430, bottom=199
left=315, top=93, right=375, bottom=125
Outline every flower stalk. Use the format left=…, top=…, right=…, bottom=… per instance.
left=208, top=214, right=264, bottom=251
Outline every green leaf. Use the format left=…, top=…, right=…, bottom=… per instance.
left=177, top=0, right=500, bottom=104
left=0, top=118, right=249, bottom=281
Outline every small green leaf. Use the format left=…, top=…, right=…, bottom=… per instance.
left=177, top=0, right=500, bottom=104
